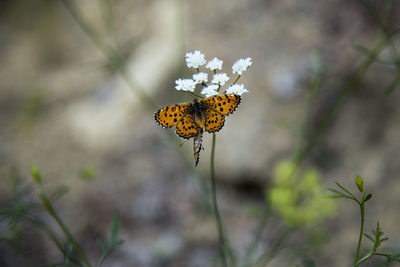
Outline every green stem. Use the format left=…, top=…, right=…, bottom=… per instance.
left=187, top=91, right=204, bottom=99
left=37, top=188, right=92, bottom=267
left=361, top=0, right=400, bottom=64
left=210, top=134, right=228, bottom=267
left=293, top=54, right=322, bottom=163
left=243, top=204, right=271, bottom=267
left=358, top=251, right=397, bottom=265
left=253, top=228, right=294, bottom=267
left=294, top=34, right=392, bottom=168
left=96, top=241, right=123, bottom=267
left=354, top=199, right=365, bottom=266
left=232, top=75, right=241, bottom=85
left=59, top=0, right=155, bottom=110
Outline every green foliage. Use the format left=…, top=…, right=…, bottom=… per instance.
left=79, top=167, right=96, bottom=180
left=0, top=166, right=123, bottom=267
left=31, top=165, right=42, bottom=184
left=295, top=255, right=316, bottom=267
left=355, top=175, right=364, bottom=193
left=96, top=211, right=124, bottom=267
left=329, top=176, right=400, bottom=266
left=268, top=160, right=336, bottom=226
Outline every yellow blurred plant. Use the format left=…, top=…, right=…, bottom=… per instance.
left=268, top=160, right=336, bottom=226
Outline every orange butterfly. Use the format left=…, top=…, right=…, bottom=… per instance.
left=154, top=94, right=241, bottom=166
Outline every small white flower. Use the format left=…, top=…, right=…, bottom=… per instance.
left=206, top=57, right=223, bottom=70
left=226, top=84, right=248, bottom=95
left=201, top=84, right=219, bottom=97
left=175, top=79, right=196, bottom=92
left=185, top=50, right=206, bottom=68
left=232, top=57, right=252, bottom=75
left=193, top=72, right=208, bottom=84
left=211, top=73, right=230, bottom=86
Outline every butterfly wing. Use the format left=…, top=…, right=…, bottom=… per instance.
left=204, top=109, right=225, bottom=133
left=175, top=114, right=199, bottom=139
left=154, top=103, right=191, bottom=128
left=201, top=94, right=240, bottom=133
left=201, top=94, right=241, bottom=115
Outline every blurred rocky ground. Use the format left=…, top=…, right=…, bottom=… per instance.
left=0, top=0, right=400, bottom=266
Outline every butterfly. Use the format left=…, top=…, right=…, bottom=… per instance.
left=154, top=94, right=241, bottom=166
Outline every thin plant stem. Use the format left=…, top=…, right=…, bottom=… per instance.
left=358, top=252, right=396, bottom=265
left=59, top=0, right=154, bottom=110
left=210, top=134, right=228, bottom=267
left=294, top=34, right=395, bottom=168
left=35, top=179, right=92, bottom=267
left=232, top=75, right=241, bottom=85
left=354, top=199, right=365, bottom=266
left=293, top=53, right=323, bottom=164
left=187, top=91, right=204, bottom=99
left=210, top=134, right=238, bottom=266
left=96, top=242, right=123, bottom=267
left=23, top=215, right=83, bottom=266
left=361, top=0, right=400, bottom=64
left=39, top=195, right=92, bottom=267
left=243, top=204, right=272, bottom=267
left=253, top=228, right=294, bottom=267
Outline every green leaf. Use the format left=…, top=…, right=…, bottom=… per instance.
left=296, top=256, right=316, bottom=267
left=97, top=239, right=106, bottom=253
left=31, top=165, right=42, bottom=184
left=326, top=194, right=346, bottom=199
left=64, top=238, right=73, bottom=263
left=80, top=168, right=96, bottom=180
left=355, top=175, right=364, bottom=192
left=385, top=74, right=400, bottom=94
left=109, top=210, right=120, bottom=244
left=354, top=44, right=373, bottom=56
left=363, top=233, right=374, bottom=243
left=364, top=194, right=372, bottom=202
left=335, top=182, right=357, bottom=200
left=327, top=188, right=349, bottom=198
left=113, top=240, right=124, bottom=247
left=49, top=186, right=70, bottom=202
left=310, top=52, right=322, bottom=76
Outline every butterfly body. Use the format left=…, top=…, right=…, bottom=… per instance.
left=155, top=94, right=241, bottom=165
left=187, top=98, right=207, bottom=127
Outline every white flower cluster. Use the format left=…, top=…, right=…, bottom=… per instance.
left=232, top=57, right=252, bottom=75
left=175, top=50, right=252, bottom=97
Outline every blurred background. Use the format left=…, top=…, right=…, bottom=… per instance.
left=1, top=0, right=400, bottom=266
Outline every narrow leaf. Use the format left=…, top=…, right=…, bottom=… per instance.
left=335, top=182, right=357, bottom=199
left=31, top=165, right=42, bottom=184
left=80, top=168, right=96, bottom=180
left=97, top=239, right=106, bottom=253
left=109, top=210, right=120, bottom=244
left=327, top=188, right=349, bottom=198
left=64, top=238, right=73, bottom=263
left=363, top=233, right=374, bottom=243
left=49, top=186, right=70, bottom=202
left=355, top=175, right=364, bottom=192
left=385, top=73, right=400, bottom=94
left=326, top=195, right=347, bottom=199
left=364, top=193, right=372, bottom=202
left=354, top=44, right=374, bottom=57
left=114, top=240, right=124, bottom=246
